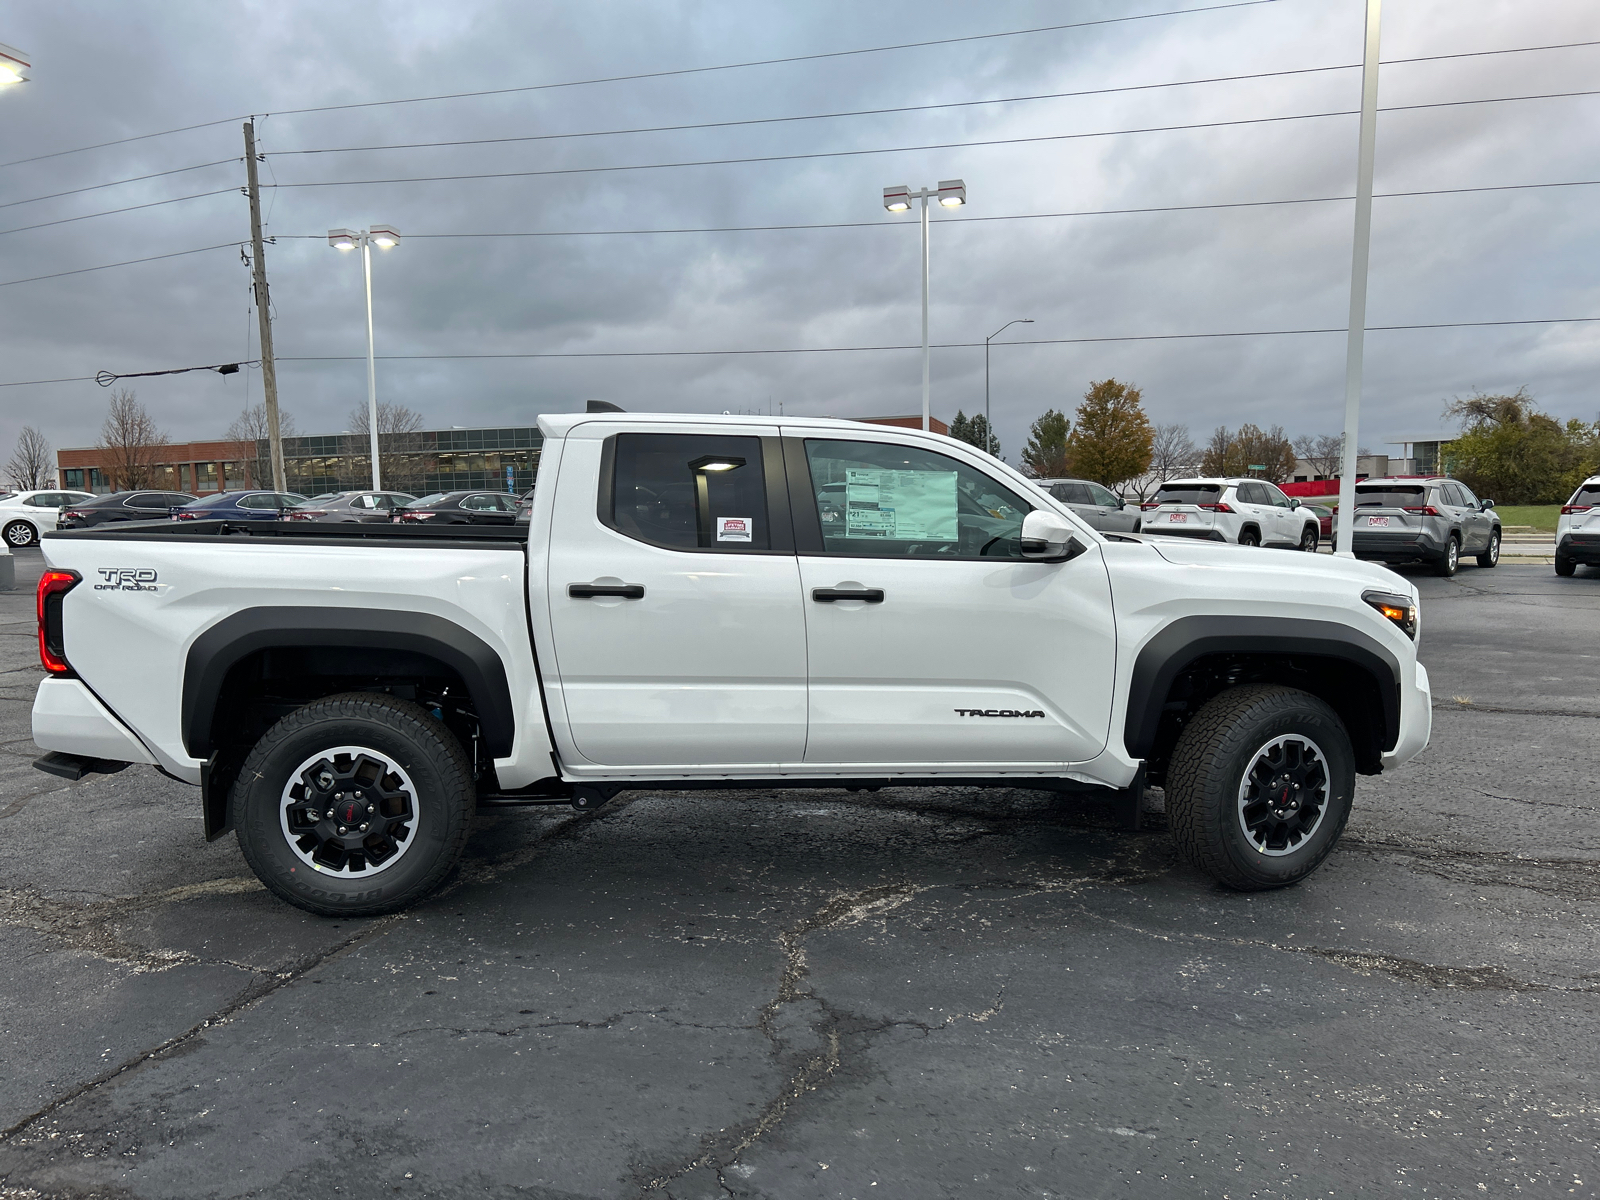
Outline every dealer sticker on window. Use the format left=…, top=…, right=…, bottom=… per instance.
left=717, top=516, right=753, bottom=542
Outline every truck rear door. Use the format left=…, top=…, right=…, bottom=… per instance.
left=544, top=420, right=807, bottom=767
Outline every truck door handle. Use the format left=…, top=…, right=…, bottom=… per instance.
left=568, top=583, right=645, bottom=599
left=811, top=587, right=884, bottom=603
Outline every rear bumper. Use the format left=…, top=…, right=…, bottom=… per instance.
left=1142, top=526, right=1227, bottom=542
left=32, top=677, right=157, bottom=767
left=1352, top=530, right=1447, bottom=563
left=1557, top=533, right=1600, bottom=564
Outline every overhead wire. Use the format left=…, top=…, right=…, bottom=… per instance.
left=0, top=158, right=237, bottom=211
left=0, top=187, right=239, bottom=238
left=0, top=243, right=242, bottom=289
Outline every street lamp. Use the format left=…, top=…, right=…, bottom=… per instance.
left=0, top=42, right=30, bottom=86
left=984, top=318, right=1032, bottom=456
left=883, top=179, right=966, bottom=432
left=328, top=225, right=401, bottom=489
left=688, top=454, right=745, bottom=546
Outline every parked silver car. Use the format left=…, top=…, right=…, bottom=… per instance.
left=1034, top=478, right=1141, bottom=534
left=1348, top=476, right=1500, bottom=577
left=302, top=490, right=418, bottom=523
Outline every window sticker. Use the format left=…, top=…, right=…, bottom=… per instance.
left=841, top=468, right=958, bottom=540
left=716, top=515, right=754, bottom=542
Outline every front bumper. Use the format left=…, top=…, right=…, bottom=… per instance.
left=1557, top=533, right=1600, bottom=564
left=1381, top=659, right=1432, bottom=771
left=1352, top=530, right=1447, bottom=563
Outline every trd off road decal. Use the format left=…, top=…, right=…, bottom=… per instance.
left=95, top=568, right=158, bottom=592
left=953, top=708, right=1046, bottom=718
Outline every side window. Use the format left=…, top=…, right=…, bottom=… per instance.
left=1454, top=482, right=1479, bottom=508
left=1262, top=483, right=1292, bottom=508
left=125, top=493, right=160, bottom=509
left=237, top=494, right=270, bottom=510
left=605, top=433, right=769, bottom=552
left=462, top=494, right=498, bottom=512
left=1086, top=482, right=1121, bottom=508
left=1235, top=482, right=1260, bottom=505
left=803, top=438, right=1033, bottom=559
left=1050, top=482, right=1089, bottom=504
left=1439, top=483, right=1463, bottom=508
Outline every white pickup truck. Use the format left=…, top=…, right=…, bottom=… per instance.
left=30, top=409, right=1431, bottom=915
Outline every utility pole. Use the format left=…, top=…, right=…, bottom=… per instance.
left=243, top=119, right=286, bottom=493
left=1334, top=0, right=1382, bottom=555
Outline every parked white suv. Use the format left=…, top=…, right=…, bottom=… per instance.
left=0, top=489, right=95, bottom=548
left=1142, top=478, right=1321, bottom=550
left=1556, top=475, right=1600, bottom=577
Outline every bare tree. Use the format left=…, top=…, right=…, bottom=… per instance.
left=1292, top=433, right=1344, bottom=479
left=1149, top=423, right=1198, bottom=483
left=96, top=389, right=168, bottom=490
left=347, top=401, right=427, bottom=492
left=7, top=426, right=54, bottom=490
left=226, top=403, right=298, bottom=489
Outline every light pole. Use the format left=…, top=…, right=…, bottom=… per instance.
left=328, top=226, right=401, bottom=489
left=985, top=318, right=1032, bottom=456
left=883, top=180, right=966, bottom=431
left=0, top=42, right=29, bottom=87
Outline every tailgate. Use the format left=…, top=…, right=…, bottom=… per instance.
left=1143, top=503, right=1218, bottom=534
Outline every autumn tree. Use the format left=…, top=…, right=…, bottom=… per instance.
left=1201, top=423, right=1296, bottom=482
left=347, top=401, right=427, bottom=492
left=1443, top=388, right=1598, bottom=503
left=949, top=410, right=1001, bottom=457
left=1068, top=378, right=1153, bottom=488
left=6, top=425, right=54, bottom=490
left=225, top=403, right=298, bottom=489
left=1020, top=409, right=1071, bottom=478
left=96, top=389, right=168, bottom=489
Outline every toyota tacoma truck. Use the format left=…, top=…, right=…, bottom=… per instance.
left=29, top=409, right=1431, bottom=916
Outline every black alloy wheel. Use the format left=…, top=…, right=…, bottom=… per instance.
left=1476, top=529, right=1500, bottom=568
left=234, top=692, right=475, bottom=916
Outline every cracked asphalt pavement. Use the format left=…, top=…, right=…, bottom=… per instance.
left=1, top=549, right=1597, bottom=1198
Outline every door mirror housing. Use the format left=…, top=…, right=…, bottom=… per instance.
left=1020, top=510, right=1087, bottom=561
left=1480, top=498, right=1495, bottom=510
left=1288, top=497, right=1301, bottom=509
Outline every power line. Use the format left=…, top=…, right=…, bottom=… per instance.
left=5, top=315, right=1592, bottom=389
left=0, top=187, right=239, bottom=238
left=274, top=63, right=1362, bottom=157
left=0, top=158, right=237, bottom=212
left=0, top=117, right=241, bottom=171
left=260, top=90, right=1600, bottom=192
left=0, top=243, right=240, bottom=289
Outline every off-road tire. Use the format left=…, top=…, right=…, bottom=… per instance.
left=1239, top=527, right=1261, bottom=548
left=3, top=520, right=36, bottom=548
left=1165, top=684, right=1356, bottom=891
left=234, top=692, right=475, bottom=917
left=1555, top=553, right=1576, bottom=577
left=1476, top=529, right=1500, bottom=568
left=1434, top=534, right=1460, bottom=577
left=1299, top=523, right=1319, bottom=553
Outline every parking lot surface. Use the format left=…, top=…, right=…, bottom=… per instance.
left=0, top=548, right=1596, bottom=1198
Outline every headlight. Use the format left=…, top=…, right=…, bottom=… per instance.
left=1362, top=589, right=1417, bottom=640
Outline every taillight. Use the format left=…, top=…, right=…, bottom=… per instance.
left=282, top=510, right=324, bottom=521
left=1562, top=505, right=1592, bottom=515
left=173, top=511, right=202, bottom=521
left=62, top=510, right=87, bottom=520
left=1200, top=503, right=1235, bottom=513
left=1402, top=506, right=1441, bottom=516
left=37, top=569, right=80, bottom=675
left=400, top=511, right=435, bottom=521
left=1141, top=503, right=1161, bottom=511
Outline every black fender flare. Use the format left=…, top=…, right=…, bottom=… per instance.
left=182, top=606, right=516, bottom=759
left=1123, top=615, right=1401, bottom=760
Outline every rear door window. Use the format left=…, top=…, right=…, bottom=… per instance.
left=605, top=433, right=770, bottom=552
left=125, top=493, right=165, bottom=510
left=1153, top=484, right=1221, bottom=506
left=1049, top=482, right=1091, bottom=504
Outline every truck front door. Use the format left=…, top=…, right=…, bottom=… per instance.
left=790, top=434, right=1117, bottom=768
left=545, top=422, right=807, bottom=768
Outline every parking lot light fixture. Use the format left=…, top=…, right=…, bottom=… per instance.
left=689, top=455, right=746, bottom=544
left=882, top=179, right=967, bottom=432
left=326, top=226, right=401, bottom=489
left=0, top=42, right=30, bottom=86
left=984, top=318, right=1032, bottom=456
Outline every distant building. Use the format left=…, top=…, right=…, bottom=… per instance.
left=59, top=425, right=543, bottom=496
left=852, top=414, right=951, bottom=436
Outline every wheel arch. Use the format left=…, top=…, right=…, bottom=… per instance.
left=1124, top=615, right=1401, bottom=784
left=183, top=606, right=516, bottom=763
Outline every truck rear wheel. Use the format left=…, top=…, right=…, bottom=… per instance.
left=1165, top=684, right=1355, bottom=891
left=233, top=692, right=475, bottom=917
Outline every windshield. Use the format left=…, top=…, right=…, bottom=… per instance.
left=1571, top=485, right=1600, bottom=505
left=1355, top=485, right=1425, bottom=508
left=1153, top=484, right=1221, bottom=505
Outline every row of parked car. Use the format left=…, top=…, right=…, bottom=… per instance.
left=0, top=489, right=535, bottom=543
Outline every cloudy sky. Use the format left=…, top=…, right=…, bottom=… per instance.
left=1, top=0, right=1596, bottom=467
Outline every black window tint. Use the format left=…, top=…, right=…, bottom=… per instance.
left=1574, top=485, right=1600, bottom=504
left=1153, top=484, right=1221, bottom=505
left=608, top=433, right=769, bottom=551
left=1050, top=482, right=1090, bottom=504
left=125, top=493, right=161, bottom=508
left=803, top=438, right=1032, bottom=559
left=1453, top=482, right=1479, bottom=507
left=1355, top=485, right=1424, bottom=508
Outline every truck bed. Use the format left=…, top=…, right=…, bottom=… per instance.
left=48, top=518, right=529, bottom=547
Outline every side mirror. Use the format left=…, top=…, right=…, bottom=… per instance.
left=1289, top=497, right=1301, bottom=509
left=1480, top=499, right=1495, bottom=510
left=1020, top=510, right=1087, bottom=561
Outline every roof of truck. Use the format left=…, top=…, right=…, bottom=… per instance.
left=536, top=410, right=956, bottom=440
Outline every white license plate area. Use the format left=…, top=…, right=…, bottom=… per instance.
left=1166, top=512, right=1189, bottom=523
left=1366, top=516, right=1390, bottom=527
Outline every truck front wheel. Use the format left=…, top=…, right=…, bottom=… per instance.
left=233, top=692, right=475, bottom=917
left=1165, top=684, right=1355, bottom=890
